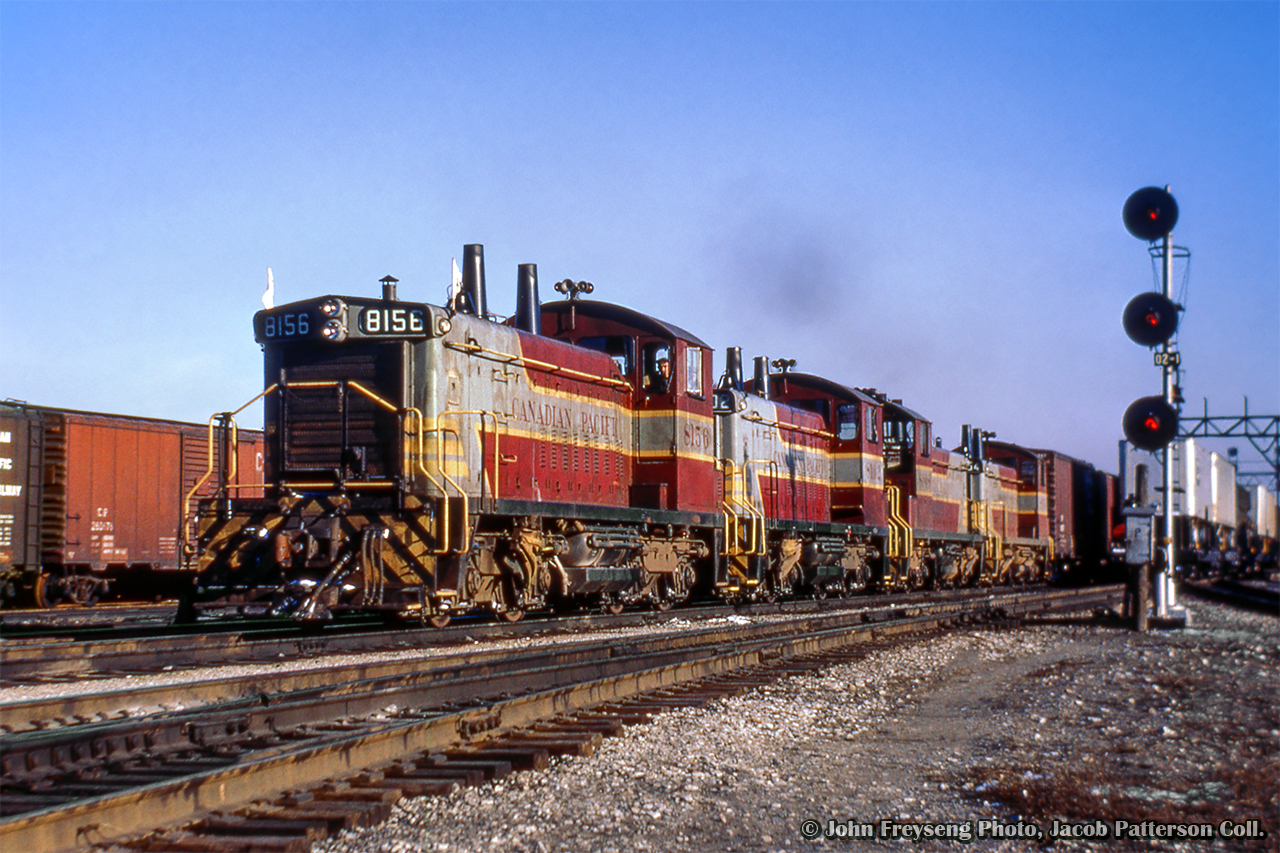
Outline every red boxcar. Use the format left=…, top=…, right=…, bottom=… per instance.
left=0, top=401, right=263, bottom=607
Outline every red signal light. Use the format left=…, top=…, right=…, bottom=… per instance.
left=1123, top=292, right=1179, bottom=347
left=1123, top=187, right=1178, bottom=241
left=1124, top=396, right=1178, bottom=451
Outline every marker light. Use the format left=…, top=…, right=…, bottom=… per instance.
left=322, top=320, right=347, bottom=341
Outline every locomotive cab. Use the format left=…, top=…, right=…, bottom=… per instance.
left=761, top=372, right=887, bottom=529
left=539, top=299, right=717, bottom=515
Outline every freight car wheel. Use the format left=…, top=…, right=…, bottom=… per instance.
left=425, top=614, right=452, bottom=628
left=496, top=608, right=525, bottom=623
left=33, top=573, right=61, bottom=608
left=174, top=593, right=198, bottom=624
left=65, top=575, right=102, bottom=606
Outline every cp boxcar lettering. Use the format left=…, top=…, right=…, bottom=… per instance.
left=0, top=457, right=11, bottom=470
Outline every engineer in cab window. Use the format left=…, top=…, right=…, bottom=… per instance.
left=645, top=357, right=670, bottom=394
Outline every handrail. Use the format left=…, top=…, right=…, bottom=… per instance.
left=718, top=459, right=766, bottom=561
left=884, top=484, right=913, bottom=559
left=443, top=340, right=631, bottom=391
left=181, top=396, right=274, bottom=557
left=404, top=408, right=468, bottom=555
left=182, top=384, right=282, bottom=556
left=433, top=409, right=507, bottom=504
left=740, top=410, right=833, bottom=441
left=183, top=380, right=399, bottom=557
left=968, top=498, right=1003, bottom=571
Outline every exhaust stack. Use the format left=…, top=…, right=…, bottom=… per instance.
left=724, top=347, right=744, bottom=391
left=753, top=356, right=770, bottom=399
left=515, top=263, right=541, bottom=334
left=461, top=244, right=488, bottom=317
left=380, top=275, right=398, bottom=302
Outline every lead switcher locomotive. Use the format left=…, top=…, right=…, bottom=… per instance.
left=186, top=245, right=1060, bottom=623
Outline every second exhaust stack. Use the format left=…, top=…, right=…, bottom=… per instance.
left=461, top=244, right=488, bottom=317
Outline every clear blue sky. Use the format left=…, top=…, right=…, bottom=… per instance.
left=2, top=1, right=1277, bottom=478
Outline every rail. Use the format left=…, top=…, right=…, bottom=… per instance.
left=0, top=584, right=1126, bottom=852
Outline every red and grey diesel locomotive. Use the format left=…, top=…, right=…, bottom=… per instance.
left=185, top=245, right=1117, bottom=623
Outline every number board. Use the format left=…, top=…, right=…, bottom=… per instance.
left=260, top=311, right=312, bottom=339
left=359, top=306, right=426, bottom=336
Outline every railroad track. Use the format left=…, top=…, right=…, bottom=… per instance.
left=1, top=586, right=1060, bottom=686
left=1181, top=575, right=1280, bottom=615
left=0, top=584, right=1122, bottom=853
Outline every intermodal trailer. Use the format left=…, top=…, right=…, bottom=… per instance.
left=0, top=401, right=263, bottom=607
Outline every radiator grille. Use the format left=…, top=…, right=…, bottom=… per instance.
left=278, top=344, right=402, bottom=480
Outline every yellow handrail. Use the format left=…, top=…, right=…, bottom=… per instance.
left=404, top=408, right=468, bottom=554
left=181, top=385, right=277, bottom=556
left=885, top=484, right=913, bottom=559
left=443, top=340, right=631, bottom=391
left=183, top=380, right=400, bottom=556
left=719, top=460, right=766, bottom=559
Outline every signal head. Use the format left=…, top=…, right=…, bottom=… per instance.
left=1122, top=292, right=1179, bottom=347
left=1123, top=186, right=1178, bottom=241
left=1123, top=396, right=1179, bottom=451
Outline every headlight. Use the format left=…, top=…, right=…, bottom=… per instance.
left=322, top=319, right=347, bottom=341
left=319, top=298, right=344, bottom=317
left=437, top=317, right=452, bottom=335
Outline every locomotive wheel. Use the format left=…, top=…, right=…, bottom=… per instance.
left=426, top=614, right=452, bottom=628
left=496, top=608, right=525, bottom=623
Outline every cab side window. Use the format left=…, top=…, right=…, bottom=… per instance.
left=641, top=342, right=672, bottom=395
left=837, top=403, right=859, bottom=441
left=577, top=336, right=634, bottom=380
left=684, top=347, right=704, bottom=397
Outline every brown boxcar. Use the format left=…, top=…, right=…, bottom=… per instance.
left=983, top=440, right=1120, bottom=581
left=0, top=401, right=263, bottom=607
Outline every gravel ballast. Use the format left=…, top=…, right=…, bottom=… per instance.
left=311, top=600, right=1277, bottom=853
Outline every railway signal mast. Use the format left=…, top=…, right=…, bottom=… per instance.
left=1121, top=185, right=1187, bottom=625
